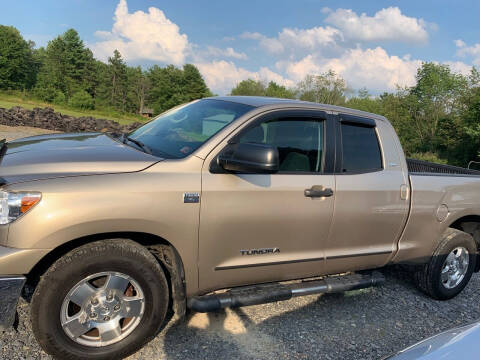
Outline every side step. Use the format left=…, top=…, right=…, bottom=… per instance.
left=187, top=271, right=385, bottom=312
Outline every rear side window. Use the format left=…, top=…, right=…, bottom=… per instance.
left=341, top=123, right=382, bottom=172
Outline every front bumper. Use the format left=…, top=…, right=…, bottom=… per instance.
left=0, top=245, right=49, bottom=330
left=0, top=276, right=26, bottom=330
left=0, top=245, right=50, bottom=274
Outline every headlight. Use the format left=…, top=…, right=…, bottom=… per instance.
left=0, top=191, right=42, bottom=225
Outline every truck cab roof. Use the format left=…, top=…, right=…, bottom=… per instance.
left=208, top=96, right=387, bottom=122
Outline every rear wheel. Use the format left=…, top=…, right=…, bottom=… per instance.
left=31, top=239, right=169, bottom=360
left=414, top=228, right=477, bottom=300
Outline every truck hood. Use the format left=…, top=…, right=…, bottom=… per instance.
left=0, top=132, right=161, bottom=185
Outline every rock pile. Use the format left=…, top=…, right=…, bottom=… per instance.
left=0, top=106, right=142, bottom=133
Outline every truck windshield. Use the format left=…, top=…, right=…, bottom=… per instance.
left=128, top=99, right=254, bottom=159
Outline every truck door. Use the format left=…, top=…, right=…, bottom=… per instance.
left=323, top=114, right=409, bottom=274
left=198, top=110, right=336, bottom=293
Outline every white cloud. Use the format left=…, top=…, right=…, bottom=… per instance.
left=279, top=47, right=422, bottom=92
left=87, top=2, right=461, bottom=96
left=325, top=7, right=429, bottom=44
left=237, top=7, right=436, bottom=93
left=241, top=32, right=283, bottom=54
left=90, top=0, right=189, bottom=64
left=204, top=46, right=248, bottom=60
left=455, top=40, right=480, bottom=66
left=195, top=60, right=294, bottom=95
left=241, top=26, right=342, bottom=54
left=442, top=61, right=472, bottom=76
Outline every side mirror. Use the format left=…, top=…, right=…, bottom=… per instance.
left=218, top=142, right=279, bottom=174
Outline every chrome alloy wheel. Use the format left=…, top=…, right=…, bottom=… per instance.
left=441, top=247, right=469, bottom=289
left=60, top=272, right=145, bottom=347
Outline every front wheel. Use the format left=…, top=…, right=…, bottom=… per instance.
left=414, top=228, right=477, bottom=300
left=31, top=239, right=169, bottom=360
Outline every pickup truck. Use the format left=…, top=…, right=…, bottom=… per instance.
left=1, top=96, right=480, bottom=359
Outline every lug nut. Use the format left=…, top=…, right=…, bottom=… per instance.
left=90, top=312, right=97, bottom=318
left=114, top=305, right=120, bottom=311
left=106, top=294, right=113, bottom=301
left=91, top=298, right=98, bottom=305
left=104, top=316, right=110, bottom=321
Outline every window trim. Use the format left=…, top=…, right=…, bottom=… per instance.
left=210, top=109, right=336, bottom=175
left=335, top=115, right=384, bottom=175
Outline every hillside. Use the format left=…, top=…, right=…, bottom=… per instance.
left=0, top=93, right=147, bottom=125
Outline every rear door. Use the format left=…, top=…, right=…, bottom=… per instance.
left=323, top=114, right=409, bottom=274
left=198, top=110, right=336, bottom=293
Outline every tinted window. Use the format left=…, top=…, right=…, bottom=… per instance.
left=129, top=99, right=253, bottom=159
left=239, top=118, right=324, bottom=172
left=341, top=123, right=382, bottom=172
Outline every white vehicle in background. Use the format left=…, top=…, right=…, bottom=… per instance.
left=386, top=321, right=480, bottom=359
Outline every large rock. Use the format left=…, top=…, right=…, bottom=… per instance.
left=0, top=107, right=142, bottom=133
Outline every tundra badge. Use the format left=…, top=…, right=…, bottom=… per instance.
left=240, top=248, right=280, bottom=255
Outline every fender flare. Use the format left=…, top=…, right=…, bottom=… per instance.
left=148, top=244, right=187, bottom=320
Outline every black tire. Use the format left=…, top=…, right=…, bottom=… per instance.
left=414, top=228, right=477, bottom=300
left=31, top=239, right=169, bottom=360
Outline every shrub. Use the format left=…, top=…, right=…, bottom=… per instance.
left=53, top=91, right=66, bottom=105
left=410, top=152, right=448, bottom=164
left=68, top=90, right=94, bottom=110
left=33, top=86, right=56, bottom=103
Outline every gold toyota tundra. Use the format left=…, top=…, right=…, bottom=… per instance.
left=1, top=96, right=480, bottom=359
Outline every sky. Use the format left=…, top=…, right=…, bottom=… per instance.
left=1, top=0, right=480, bottom=95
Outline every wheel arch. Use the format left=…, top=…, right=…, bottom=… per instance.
left=449, top=215, right=480, bottom=271
left=26, top=231, right=187, bottom=319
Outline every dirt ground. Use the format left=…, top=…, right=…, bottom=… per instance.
left=0, top=124, right=58, bottom=141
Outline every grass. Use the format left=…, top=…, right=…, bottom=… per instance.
left=0, top=92, right=147, bottom=125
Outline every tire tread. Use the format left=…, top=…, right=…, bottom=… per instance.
left=31, top=239, right=168, bottom=360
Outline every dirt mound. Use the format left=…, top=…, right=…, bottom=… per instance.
left=0, top=106, right=142, bottom=133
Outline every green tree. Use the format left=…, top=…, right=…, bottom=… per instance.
left=182, top=64, right=212, bottom=100
left=460, top=78, right=480, bottom=165
left=34, top=28, right=96, bottom=100
left=378, top=90, right=420, bottom=156
left=296, top=70, right=348, bottom=105
left=230, top=79, right=295, bottom=99
left=147, top=64, right=211, bottom=114
left=108, top=49, right=128, bottom=111
left=147, top=65, right=185, bottom=113
left=126, top=66, right=149, bottom=114
left=408, top=62, right=467, bottom=154
left=265, top=81, right=296, bottom=99
left=231, top=79, right=266, bottom=96
left=345, top=88, right=383, bottom=114
left=0, top=25, right=37, bottom=89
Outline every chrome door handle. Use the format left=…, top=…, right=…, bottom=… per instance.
left=304, top=186, right=334, bottom=198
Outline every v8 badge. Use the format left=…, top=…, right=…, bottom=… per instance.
left=183, top=193, right=200, bottom=203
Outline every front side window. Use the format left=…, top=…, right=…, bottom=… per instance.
left=129, top=99, right=253, bottom=159
left=239, top=118, right=324, bottom=173
left=341, top=123, right=382, bottom=172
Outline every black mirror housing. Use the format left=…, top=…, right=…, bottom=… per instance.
left=218, top=142, right=279, bottom=174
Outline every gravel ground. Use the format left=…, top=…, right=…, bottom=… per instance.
left=2, top=269, right=480, bottom=360
left=2, top=126, right=480, bottom=360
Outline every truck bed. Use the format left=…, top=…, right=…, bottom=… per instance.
left=407, top=158, right=480, bottom=176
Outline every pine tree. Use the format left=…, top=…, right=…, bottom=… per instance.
left=34, top=28, right=96, bottom=101
left=108, top=49, right=128, bottom=111
left=182, top=64, right=212, bottom=101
